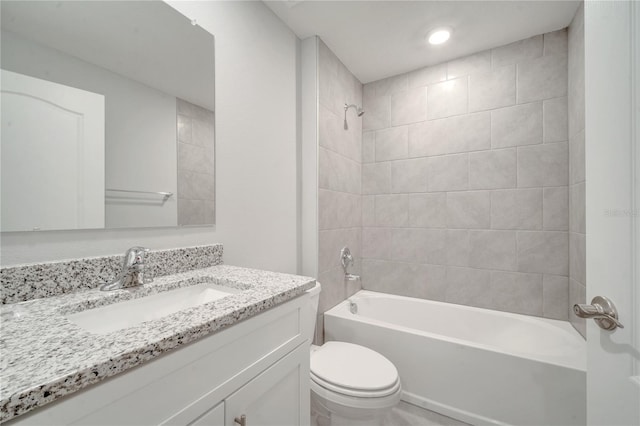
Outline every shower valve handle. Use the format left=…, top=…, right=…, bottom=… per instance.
left=573, top=296, right=624, bottom=330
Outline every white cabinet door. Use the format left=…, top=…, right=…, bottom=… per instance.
left=225, top=344, right=310, bottom=426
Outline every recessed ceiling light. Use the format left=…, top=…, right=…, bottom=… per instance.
left=428, top=28, right=451, bottom=45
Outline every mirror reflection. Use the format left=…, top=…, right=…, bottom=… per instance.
left=0, top=1, right=215, bottom=231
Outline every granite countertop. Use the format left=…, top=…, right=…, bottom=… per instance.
left=0, top=265, right=316, bottom=423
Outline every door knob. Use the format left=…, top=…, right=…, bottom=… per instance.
left=573, top=296, right=624, bottom=330
left=234, top=415, right=247, bottom=426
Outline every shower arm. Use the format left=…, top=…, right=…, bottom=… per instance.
left=343, top=103, right=364, bottom=130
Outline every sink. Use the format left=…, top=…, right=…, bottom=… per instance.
left=66, top=282, right=241, bottom=334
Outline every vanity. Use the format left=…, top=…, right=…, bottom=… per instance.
left=0, top=245, right=315, bottom=425
left=0, top=2, right=315, bottom=423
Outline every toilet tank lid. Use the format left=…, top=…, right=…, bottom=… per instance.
left=310, top=341, right=399, bottom=392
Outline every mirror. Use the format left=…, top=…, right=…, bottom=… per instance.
left=0, top=1, right=215, bottom=231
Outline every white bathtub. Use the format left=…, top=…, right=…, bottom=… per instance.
left=324, top=290, right=586, bottom=426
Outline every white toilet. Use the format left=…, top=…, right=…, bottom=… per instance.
left=305, top=283, right=402, bottom=426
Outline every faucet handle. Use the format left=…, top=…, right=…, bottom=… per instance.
left=124, top=246, right=149, bottom=266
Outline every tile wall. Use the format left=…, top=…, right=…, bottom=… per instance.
left=317, top=40, right=363, bottom=324
left=361, top=30, right=571, bottom=319
left=568, top=5, right=586, bottom=337
left=176, top=98, right=216, bottom=225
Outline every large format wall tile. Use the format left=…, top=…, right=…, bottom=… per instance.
left=544, top=29, right=568, bottom=57
left=469, top=148, right=517, bottom=189
left=392, top=87, right=427, bottom=125
left=375, top=73, right=408, bottom=97
left=408, top=63, right=447, bottom=88
left=363, top=259, right=447, bottom=300
left=376, top=126, right=409, bottom=161
left=362, top=163, right=391, bottom=194
left=363, top=95, right=390, bottom=130
left=517, top=55, right=568, bottom=103
left=408, top=193, right=447, bottom=228
left=489, top=270, right=543, bottom=315
left=543, top=97, right=569, bottom=143
left=319, top=148, right=361, bottom=194
left=446, top=191, right=491, bottom=229
left=447, top=51, right=491, bottom=79
left=491, top=35, right=543, bottom=68
left=391, top=228, right=446, bottom=265
left=409, top=112, right=490, bottom=157
left=543, top=274, right=569, bottom=320
left=375, top=194, right=409, bottom=227
left=543, top=187, right=569, bottom=231
left=445, top=230, right=471, bottom=267
left=319, top=189, right=361, bottom=230
left=445, top=266, right=491, bottom=305
left=391, top=158, right=429, bottom=193
left=517, top=231, right=569, bottom=275
left=317, top=40, right=363, bottom=321
left=427, top=77, right=468, bottom=120
left=360, top=29, right=571, bottom=320
left=491, top=102, right=542, bottom=148
left=468, top=230, right=518, bottom=271
left=517, top=142, right=569, bottom=187
left=469, top=65, right=516, bottom=112
left=491, top=188, right=542, bottom=230
left=427, top=153, right=469, bottom=192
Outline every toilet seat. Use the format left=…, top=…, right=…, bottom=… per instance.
left=310, top=341, right=401, bottom=398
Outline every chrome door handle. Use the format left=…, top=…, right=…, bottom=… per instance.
left=573, top=296, right=624, bottom=330
left=234, top=415, right=247, bottom=426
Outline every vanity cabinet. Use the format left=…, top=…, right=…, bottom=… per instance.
left=7, top=293, right=311, bottom=426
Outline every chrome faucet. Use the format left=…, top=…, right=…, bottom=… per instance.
left=101, top=247, right=151, bottom=291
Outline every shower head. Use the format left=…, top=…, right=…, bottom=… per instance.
left=344, top=103, right=365, bottom=130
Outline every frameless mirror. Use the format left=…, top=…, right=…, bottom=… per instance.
left=0, top=1, right=215, bottom=231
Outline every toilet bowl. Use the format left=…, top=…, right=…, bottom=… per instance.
left=305, top=283, right=401, bottom=425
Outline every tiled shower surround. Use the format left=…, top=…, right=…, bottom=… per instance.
left=317, top=40, right=363, bottom=318
left=360, top=29, right=572, bottom=320
left=568, top=5, right=586, bottom=337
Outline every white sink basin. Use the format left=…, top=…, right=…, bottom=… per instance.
left=66, top=282, right=240, bottom=334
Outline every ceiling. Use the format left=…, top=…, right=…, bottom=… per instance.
left=265, top=0, right=581, bottom=84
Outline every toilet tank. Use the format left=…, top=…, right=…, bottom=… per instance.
left=303, top=282, right=321, bottom=342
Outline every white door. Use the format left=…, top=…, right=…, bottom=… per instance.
left=585, top=1, right=640, bottom=425
left=0, top=69, right=105, bottom=231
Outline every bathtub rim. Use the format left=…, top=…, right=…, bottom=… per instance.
left=326, top=290, right=586, bottom=372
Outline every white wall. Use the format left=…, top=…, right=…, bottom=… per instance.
left=1, top=1, right=300, bottom=274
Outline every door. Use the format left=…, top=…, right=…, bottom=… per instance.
left=0, top=69, right=105, bottom=231
left=585, top=1, right=640, bottom=425
left=225, top=344, right=310, bottom=426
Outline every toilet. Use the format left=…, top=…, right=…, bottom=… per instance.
left=305, top=283, right=402, bottom=426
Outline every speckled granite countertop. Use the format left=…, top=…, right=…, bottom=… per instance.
left=0, top=265, right=316, bottom=423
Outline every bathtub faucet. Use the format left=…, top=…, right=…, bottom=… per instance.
left=340, top=247, right=361, bottom=281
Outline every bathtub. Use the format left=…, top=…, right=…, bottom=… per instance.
left=324, top=291, right=586, bottom=426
